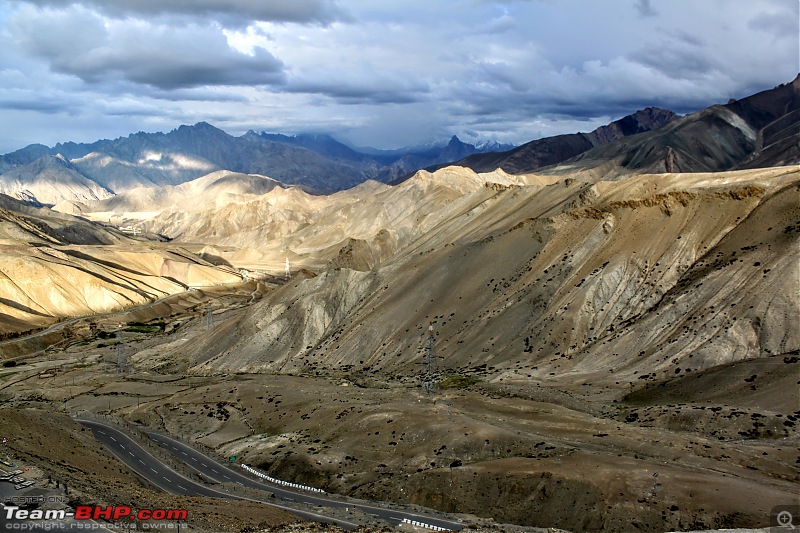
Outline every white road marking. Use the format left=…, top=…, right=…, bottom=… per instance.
left=109, top=436, right=116, bottom=442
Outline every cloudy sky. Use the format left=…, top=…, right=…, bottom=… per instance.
left=0, top=0, right=797, bottom=153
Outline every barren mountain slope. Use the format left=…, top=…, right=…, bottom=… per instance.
left=112, top=167, right=540, bottom=271
left=3, top=164, right=797, bottom=532
left=91, top=170, right=281, bottom=211
left=172, top=166, right=799, bottom=383
left=451, top=77, right=798, bottom=180
left=548, top=105, right=757, bottom=180
left=427, top=107, right=677, bottom=176
left=0, top=154, right=114, bottom=205
left=543, top=76, right=799, bottom=180
left=0, top=196, right=241, bottom=334
left=80, top=170, right=288, bottom=231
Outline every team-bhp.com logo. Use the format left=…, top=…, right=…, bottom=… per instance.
left=5, top=505, right=188, bottom=521
left=74, top=506, right=188, bottom=521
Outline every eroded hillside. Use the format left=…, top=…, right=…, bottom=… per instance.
left=0, top=194, right=242, bottom=334
left=2, top=164, right=798, bottom=532
left=156, top=166, right=800, bottom=386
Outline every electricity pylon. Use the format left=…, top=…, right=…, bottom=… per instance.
left=422, top=322, right=439, bottom=394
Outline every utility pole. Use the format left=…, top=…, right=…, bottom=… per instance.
left=116, top=325, right=127, bottom=373
left=285, top=257, right=291, bottom=281
left=422, top=322, right=439, bottom=394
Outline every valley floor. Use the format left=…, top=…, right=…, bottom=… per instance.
left=0, top=293, right=796, bottom=532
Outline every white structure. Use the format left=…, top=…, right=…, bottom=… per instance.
left=118, top=225, right=141, bottom=235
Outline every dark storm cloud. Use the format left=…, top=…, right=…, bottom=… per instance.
left=117, top=48, right=285, bottom=90
left=0, top=96, right=75, bottom=114
left=629, top=36, right=715, bottom=79
left=0, top=0, right=797, bottom=153
left=748, top=8, right=800, bottom=40
left=144, top=88, right=250, bottom=104
left=634, top=0, right=658, bottom=18
left=9, top=8, right=286, bottom=89
left=16, top=0, right=347, bottom=25
left=446, top=46, right=724, bottom=129
left=286, top=79, right=429, bottom=105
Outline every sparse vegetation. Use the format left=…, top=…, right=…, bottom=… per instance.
left=440, top=373, right=481, bottom=389
left=123, top=325, right=163, bottom=334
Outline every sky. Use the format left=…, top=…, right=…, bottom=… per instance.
left=0, top=0, right=797, bottom=154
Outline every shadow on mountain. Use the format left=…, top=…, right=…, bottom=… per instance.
left=199, top=253, right=235, bottom=269
left=0, top=298, right=50, bottom=318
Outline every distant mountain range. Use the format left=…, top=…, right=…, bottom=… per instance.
left=0, top=125, right=514, bottom=205
left=1, top=75, right=797, bottom=207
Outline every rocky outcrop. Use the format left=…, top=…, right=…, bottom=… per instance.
left=585, top=107, right=677, bottom=146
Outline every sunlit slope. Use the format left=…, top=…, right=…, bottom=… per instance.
left=129, top=167, right=539, bottom=271
left=0, top=195, right=241, bottom=334
left=181, top=166, right=798, bottom=383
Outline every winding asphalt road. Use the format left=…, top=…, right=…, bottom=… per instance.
left=78, top=420, right=359, bottom=529
left=79, top=419, right=465, bottom=531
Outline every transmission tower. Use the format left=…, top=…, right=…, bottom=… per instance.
left=421, top=322, right=439, bottom=394
left=115, top=325, right=127, bottom=372
left=206, top=303, right=214, bottom=331
left=285, top=257, right=291, bottom=281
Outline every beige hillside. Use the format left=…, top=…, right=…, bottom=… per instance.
left=1, top=164, right=797, bottom=532
left=156, top=165, right=799, bottom=383
left=0, top=195, right=242, bottom=334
